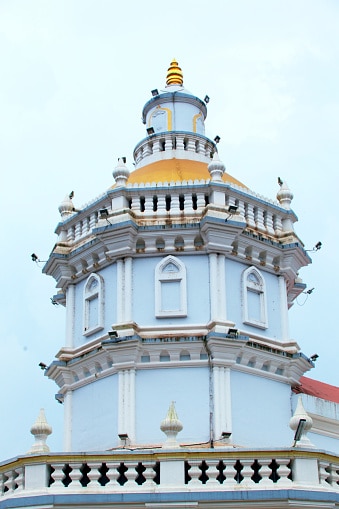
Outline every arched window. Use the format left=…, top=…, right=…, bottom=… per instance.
left=242, top=266, right=268, bottom=329
left=155, top=256, right=187, bottom=318
left=83, top=274, right=104, bottom=336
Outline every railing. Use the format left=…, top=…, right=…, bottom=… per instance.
left=1, top=450, right=339, bottom=497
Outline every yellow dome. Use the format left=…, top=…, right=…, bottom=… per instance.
left=127, top=159, right=246, bottom=187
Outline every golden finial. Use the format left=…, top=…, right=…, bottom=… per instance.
left=166, top=59, right=183, bottom=86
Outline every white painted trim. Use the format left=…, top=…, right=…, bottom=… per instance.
left=279, top=275, right=289, bottom=340
left=155, top=255, right=187, bottom=318
left=65, top=284, right=75, bottom=348
left=63, top=390, right=72, bottom=452
left=242, top=266, right=268, bottom=329
left=83, top=273, right=104, bottom=336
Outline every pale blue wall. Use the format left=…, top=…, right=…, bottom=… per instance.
left=225, top=259, right=283, bottom=339
left=133, top=255, right=210, bottom=326
left=73, top=264, right=117, bottom=347
left=230, top=371, right=292, bottom=447
left=147, top=98, right=205, bottom=134
left=71, top=375, right=118, bottom=451
left=135, top=367, right=210, bottom=444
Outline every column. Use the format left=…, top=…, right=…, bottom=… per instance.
left=124, top=257, right=133, bottom=323
left=218, top=254, right=226, bottom=321
left=65, top=284, right=75, bottom=348
left=116, top=259, right=124, bottom=322
left=279, top=276, right=289, bottom=341
left=63, top=390, right=72, bottom=452
left=209, top=253, right=218, bottom=321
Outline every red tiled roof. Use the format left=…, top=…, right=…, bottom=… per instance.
left=293, top=376, right=339, bottom=404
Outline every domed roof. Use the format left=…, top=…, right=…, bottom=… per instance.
left=126, top=159, right=246, bottom=188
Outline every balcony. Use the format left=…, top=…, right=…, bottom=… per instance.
left=1, top=448, right=339, bottom=505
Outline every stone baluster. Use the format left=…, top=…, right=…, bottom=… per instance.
left=105, top=461, right=121, bottom=487
left=144, top=142, right=152, bottom=156
left=237, top=199, right=245, bottom=219
left=141, top=461, right=157, bottom=487
left=14, top=467, right=24, bottom=491
left=153, top=140, right=161, bottom=153
left=87, top=462, right=102, bottom=486
left=89, top=212, right=97, bottom=230
left=254, top=207, right=266, bottom=233
left=276, top=458, right=292, bottom=485
left=245, top=203, right=256, bottom=229
left=130, top=197, right=140, bottom=213
left=4, top=471, right=15, bottom=493
left=205, top=459, right=220, bottom=487
left=50, top=463, right=66, bottom=488
left=171, top=194, right=180, bottom=214
left=239, top=458, right=254, bottom=486
left=124, top=461, right=138, bottom=486
left=197, top=140, right=205, bottom=155
left=187, top=137, right=196, bottom=153
left=326, top=462, right=339, bottom=487
left=176, top=134, right=185, bottom=150
left=223, top=459, right=237, bottom=486
left=157, top=194, right=167, bottom=213
left=165, top=137, right=173, bottom=151
left=196, top=193, right=205, bottom=209
left=74, top=221, right=81, bottom=241
left=265, top=211, right=275, bottom=236
left=318, top=460, right=330, bottom=486
left=67, top=226, right=74, bottom=243
left=184, top=192, right=194, bottom=214
left=273, top=214, right=283, bottom=237
left=68, top=463, right=83, bottom=486
left=257, top=459, right=274, bottom=486
left=144, top=195, right=154, bottom=214
left=187, top=460, right=202, bottom=486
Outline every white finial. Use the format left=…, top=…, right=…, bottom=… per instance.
left=28, top=408, right=52, bottom=454
left=289, top=396, right=314, bottom=448
left=208, top=152, right=225, bottom=182
left=277, top=180, right=293, bottom=210
left=160, top=401, right=183, bottom=448
left=58, top=194, right=75, bottom=219
left=113, top=158, right=130, bottom=187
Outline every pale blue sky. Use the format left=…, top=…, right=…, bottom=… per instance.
left=0, top=0, right=338, bottom=459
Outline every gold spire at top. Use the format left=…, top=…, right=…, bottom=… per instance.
left=166, top=59, right=183, bottom=86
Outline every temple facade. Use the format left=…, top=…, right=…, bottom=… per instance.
left=1, top=60, right=339, bottom=509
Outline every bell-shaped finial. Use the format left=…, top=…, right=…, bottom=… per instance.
left=208, top=152, right=225, bottom=181
left=58, top=193, right=75, bottom=219
left=277, top=180, right=293, bottom=210
left=166, top=59, right=183, bottom=86
left=289, top=396, right=314, bottom=448
left=28, top=408, right=52, bottom=454
left=113, top=158, right=130, bottom=187
left=160, top=401, right=183, bottom=448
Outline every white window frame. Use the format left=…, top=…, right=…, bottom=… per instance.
left=83, top=273, right=104, bottom=336
left=155, top=255, right=187, bottom=318
left=242, top=266, right=268, bottom=329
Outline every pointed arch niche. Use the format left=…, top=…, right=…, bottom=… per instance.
left=155, top=256, right=187, bottom=318
left=83, top=273, right=104, bottom=336
left=242, top=266, right=268, bottom=329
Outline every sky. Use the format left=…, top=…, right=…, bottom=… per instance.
left=0, top=0, right=338, bottom=460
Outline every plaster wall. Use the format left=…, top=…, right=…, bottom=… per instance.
left=147, top=99, right=204, bottom=135
left=133, top=255, right=210, bottom=326
left=230, top=370, right=292, bottom=447
left=225, top=258, right=283, bottom=339
left=72, top=264, right=117, bottom=347
left=135, top=366, right=210, bottom=444
left=71, top=375, right=118, bottom=451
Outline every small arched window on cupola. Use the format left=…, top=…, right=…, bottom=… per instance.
left=242, top=266, right=268, bottom=329
left=155, top=255, right=187, bottom=318
left=83, top=273, right=104, bottom=336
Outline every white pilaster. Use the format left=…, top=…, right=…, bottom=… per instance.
left=65, top=284, right=75, bottom=348
left=279, top=276, right=289, bottom=341
left=124, top=257, right=133, bottom=323
left=209, top=253, right=218, bottom=321
left=63, top=390, right=72, bottom=452
left=118, top=369, right=136, bottom=443
left=213, top=366, right=232, bottom=439
left=117, top=259, right=124, bottom=322
left=218, top=254, right=226, bottom=321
